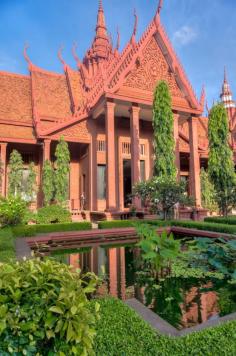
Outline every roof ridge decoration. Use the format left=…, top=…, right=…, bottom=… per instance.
left=130, top=9, right=138, bottom=46
left=38, top=0, right=203, bottom=137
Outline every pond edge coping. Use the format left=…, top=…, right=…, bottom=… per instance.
left=125, top=298, right=236, bottom=337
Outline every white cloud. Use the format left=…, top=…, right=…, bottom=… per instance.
left=173, top=26, right=197, bottom=46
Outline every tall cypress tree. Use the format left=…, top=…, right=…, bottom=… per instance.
left=42, top=160, right=54, bottom=206
left=208, top=103, right=236, bottom=216
left=54, top=136, right=70, bottom=204
left=153, top=80, right=176, bottom=179
left=8, top=150, right=24, bottom=196
left=26, top=162, right=37, bottom=202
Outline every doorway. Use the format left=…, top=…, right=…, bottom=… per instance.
left=123, top=159, right=132, bottom=208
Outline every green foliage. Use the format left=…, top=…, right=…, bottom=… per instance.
left=0, top=227, right=15, bottom=263
left=153, top=80, right=177, bottom=179
left=42, top=160, right=54, bottom=206
left=25, top=162, right=37, bottom=202
left=134, top=177, right=193, bottom=220
left=0, top=258, right=100, bottom=355
left=171, top=219, right=236, bottom=235
left=136, top=224, right=180, bottom=280
left=200, top=168, right=218, bottom=213
left=208, top=104, right=236, bottom=216
left=0, top=196, right=27, bottom=226
left=92, top=297, right=236, bottom=356
left=188, top=237, right=236, bottom=280
left=36, top=205, right=71, bottom=224
left=0, top=158, right=3, bottom=195
left=97, top=220, right=170, bottom=229
left=12, top=222, right=92, bottom=238
left=8, top=149, right=24, bottom=197
left=54, top=136, right=70, bottom=204
left=205, top=216, right=236, bottom=225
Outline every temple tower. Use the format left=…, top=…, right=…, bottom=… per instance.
left=220, top=68, right=235, bottom=109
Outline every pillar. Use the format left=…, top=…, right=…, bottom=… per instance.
left=89, top=120, right=97, bottom=211
left=105, top=101, right=117, bottom=211
left=43, top=139, right=51, bottom=161
left=70, top=161, right=79, bottom=210
left=130, top=105, right=141, bottom=209
left=119, top=247, right=126, bottom=300
left=0, top=143, right=7, bottom=197
left=189, top=117, right=201, bottom=207
left=108, top=248, right=118, bottom=297
left=174, top=114, right=180, bottom=180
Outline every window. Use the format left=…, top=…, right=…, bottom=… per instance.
left=140, top=160, right=146, bottom=182
left=122, top=142, right=131, bottom=155
left=97, top=140, right=106, bottom=152
left=97, top=165, right=106, bottom=200
left=140, top=144, right=146, bottom=156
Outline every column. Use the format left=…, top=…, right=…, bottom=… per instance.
left=89, top=120, right=97, bottom=211
left=174, top=114, right=181, bottom=180
left=0, top=143, right=7, bottom=197
left=43, top=139, right=51, bottom=161
left=105, top=101, right=117, bottom=211
left=189, top=117, right=201, bottom=207
left=108, top=248, right=118, bottom=297
left=130, top=105, right=141, bottom=209
left=119, top=247, right=126, bottom=300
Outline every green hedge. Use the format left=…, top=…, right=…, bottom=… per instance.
left=12, top=222, right=92, bottom=238
left=98, top=220, right=170, bottom=229
left=92, top=297, right=236, bottom=356
left=0, top=228, right=15, bottom=263
left=171, top=220, right=236, bottom=235
left=205, top=216, right=236, bottom=225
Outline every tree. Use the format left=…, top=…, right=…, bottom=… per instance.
left=8, top=150, right=24, bottom=197
left=54, top=136, right=70, bottom=204
left=0, top=158, right=3, bottom=196
left=134, top=177, right=193, bottom=220
left=42, top=160, right=54, bottom=206
left=25, top=162, right=37, bottom=202
left=200, top=168, right=218, bottom=213
left=208, top=104, right=236, bottom=216
left=153, top=80, right=177, bottom=179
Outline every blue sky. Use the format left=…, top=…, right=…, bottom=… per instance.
left=0, top=0, right=236, bottom=109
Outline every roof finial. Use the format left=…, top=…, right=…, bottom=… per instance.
left=72, top=42, right=82, bottom=69
left=224, top=66, right=228, bottom=83
left=116, top=27, right=120, bottom=51
left=57, top=45, right=66, bottom=68
left=157, top=0, right=163, bottom=15
left=99, top=0, right=103, bottom=11
left=130, top=8, right=138, bottom=45
left=23, top=43, right=32, bottom=67
left=200, top=84, right=206, bottom=107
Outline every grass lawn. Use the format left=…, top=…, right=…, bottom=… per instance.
left=92, top=298, right=236, bottom=356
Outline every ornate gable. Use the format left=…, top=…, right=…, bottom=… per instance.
left=123, top=37, right=184, bottom=98
left=49, top=119, right=90, bottom=142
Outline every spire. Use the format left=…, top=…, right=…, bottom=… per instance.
left=130, top=9, right=138, bottom=45
left=220, top=67, right=235, bottom=109
left=200, top=85, right=206, bottom=108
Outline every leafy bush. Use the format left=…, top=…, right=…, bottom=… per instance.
left=0, top=259, right=100, bottom=355
left=12, top=222, right=92, bottom=238
left=36, top=205, right=71, bottom=224
left=92, top=298, right=236, bottom=356
left=0, top=196, right=27, bottom=226
left=0, top=228, right=15, bottom=263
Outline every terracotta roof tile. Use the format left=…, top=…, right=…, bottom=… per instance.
left=0, top=72, right=32, bottom=123
left=31, top=69, right=72, bottom=120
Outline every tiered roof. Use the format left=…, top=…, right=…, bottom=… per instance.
left=0, top=0, right=204, bottom=142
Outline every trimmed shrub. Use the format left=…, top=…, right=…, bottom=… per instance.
left=0, top=196, right=27, bottom=226
left=205, top=216, right=236, bottom=225
left=0, top=228, right=15, bottom=263
left=36, top=205, right=71, bottom=224
left=171, top=220, right=236, bottom=235
left=98, top=220, right=170, bottom=229
left=92, top=298, right=236, bottom=356
left=12, top=222, right=92, bottom=238
left=0, top=259, right=100, bottom=355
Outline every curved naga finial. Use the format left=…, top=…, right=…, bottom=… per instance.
left=23, top=43, right=32, bottom=66
left=130, top=8, right=138, bottom=45
left=116, top=27, right=120, bottom=51
left=72, top=42, right=82, bottom=69
left=157, top=0, right=163, bottom=15
left=58, top=45, right=66, bottom=67
left=200, top=84, right=206, bottom=108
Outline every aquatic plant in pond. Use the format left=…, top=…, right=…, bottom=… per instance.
left=136, top=224, right=180, bottom=280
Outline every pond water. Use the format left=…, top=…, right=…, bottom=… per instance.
left=46, top=244, right=236, bottom=330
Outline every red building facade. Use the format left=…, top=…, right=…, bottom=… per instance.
left=0, top=2, right=210, bottom=219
